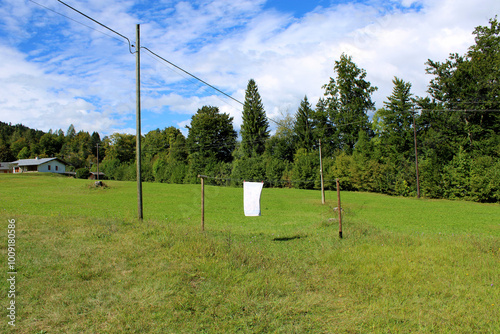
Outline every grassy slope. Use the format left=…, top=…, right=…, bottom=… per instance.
left=0, top=174, right=499, bottom=333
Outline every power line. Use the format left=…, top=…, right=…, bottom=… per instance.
left=28, top=0, right=125, bottom=45
left=142, top=47, right=244, bottom=107
left=141, top=51, right=245, bottom=113
left=56, top=0, right=134, bottom=54
left=418, top=109, right=500, bottom=113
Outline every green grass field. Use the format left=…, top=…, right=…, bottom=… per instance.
left=1, top=174, right=499, bottom=333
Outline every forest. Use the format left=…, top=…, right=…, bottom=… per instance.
left=1, top=18, right=498, bottom=203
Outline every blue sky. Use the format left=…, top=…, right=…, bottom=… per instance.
left=0, top=0, right=499, bottom=137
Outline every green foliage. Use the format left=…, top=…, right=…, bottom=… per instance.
left=186, top=106, right=237, bottom=183
left=442, top=148, right=471, bottom=199
left=104, top=133, right=136, bottom=163
left=425, top=17, right=500, bottom=155
left=230, top=155, right=266, bottom=186
left=17, top=146, right=30, bottom=159
left=351, top=133, right=391, bottom=193
left=265, top=156, right=290, bottom=187
left=153, top=154, right=188, bottom=184
left=76, top=168, right=91, bottom=179
left=469, top=155, right=500, bottom=202
left=187, top=105, right=237, bottom=165
left=142, top=127, right=171, bottom=159
left=10, top=137, right=29, bottom=158
left=265, top=110, right=295, bottom=163
left=323, top=54, right=377, bottom=154
left=99, top=158, right=134, bottom=181
left=291, top=148, right=318, bottom=189
left=0, top=140, right=15, bottom=161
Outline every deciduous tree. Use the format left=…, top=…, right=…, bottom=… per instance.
left=323, top=54, right=377, bottom=154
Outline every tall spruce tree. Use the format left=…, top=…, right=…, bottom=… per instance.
left=240, top=79, right=270, bottom=157
left=293, top=96, right=315, bottom=152
left=375, top=77, right=415, bottom=162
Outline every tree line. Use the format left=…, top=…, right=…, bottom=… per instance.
left=1, top=18, right=498, bottom=203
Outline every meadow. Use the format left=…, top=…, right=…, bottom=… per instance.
left=0, top=173, right=499, bottom=333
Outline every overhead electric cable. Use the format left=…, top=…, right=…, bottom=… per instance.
left=142, top=51, right=245, bottom=112
left=141, top=47, right=243, bottom=106
left=56, top=0, right=134, bottom=54
left=28, top=0, right=124, bottom=44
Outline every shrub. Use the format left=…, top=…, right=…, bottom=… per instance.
left=76, top=168, right=91, bottom=179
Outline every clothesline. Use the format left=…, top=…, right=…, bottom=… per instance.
left=200, top=175, right=340, bottom=185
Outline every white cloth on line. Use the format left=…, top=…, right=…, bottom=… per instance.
left=243, top=181, right=264, bottom=216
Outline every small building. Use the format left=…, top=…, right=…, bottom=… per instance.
left=89, top=172, right=105, bottom=180
left=11, top=158, right=68, bottom=174
left=0, top=162, right=13, bottom=174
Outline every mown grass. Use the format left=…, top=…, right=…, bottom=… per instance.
left=0, top=174, right=499, bottom=333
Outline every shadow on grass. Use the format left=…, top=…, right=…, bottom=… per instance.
left=272, top=235, right=306, bottom=242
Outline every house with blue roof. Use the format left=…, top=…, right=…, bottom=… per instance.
left=11, top=158, right=68, bottom=174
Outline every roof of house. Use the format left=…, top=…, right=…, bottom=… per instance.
left=0, top=162, right=13, bottom=170
left=11, top=158, right=68, bottom=166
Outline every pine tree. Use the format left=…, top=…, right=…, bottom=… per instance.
left=240, top=79, right=270, bottom=157
left=376, top=77, right=415, bottom=161
left=293, top=96, right=315, bottom=152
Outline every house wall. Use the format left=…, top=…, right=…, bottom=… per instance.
left=38, top=161, right=66, bottom=173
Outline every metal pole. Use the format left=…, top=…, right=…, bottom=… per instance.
left=136, top=24, right=143, bottom=220
left=319, top=139, right=325, bottom=204
left=412, top=109, right=420, bottom=199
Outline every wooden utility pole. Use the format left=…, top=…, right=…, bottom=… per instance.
left=136, top=24, right=143, bottom=220
left=336, top=178, right=342, bottom=239
left=96, top=143, right=99, bottom=181
left=412, top=109, right=420, bottom=199
left=319, top=139, right=325, bottom=204
left=198, top=175, right=206, bottom=231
